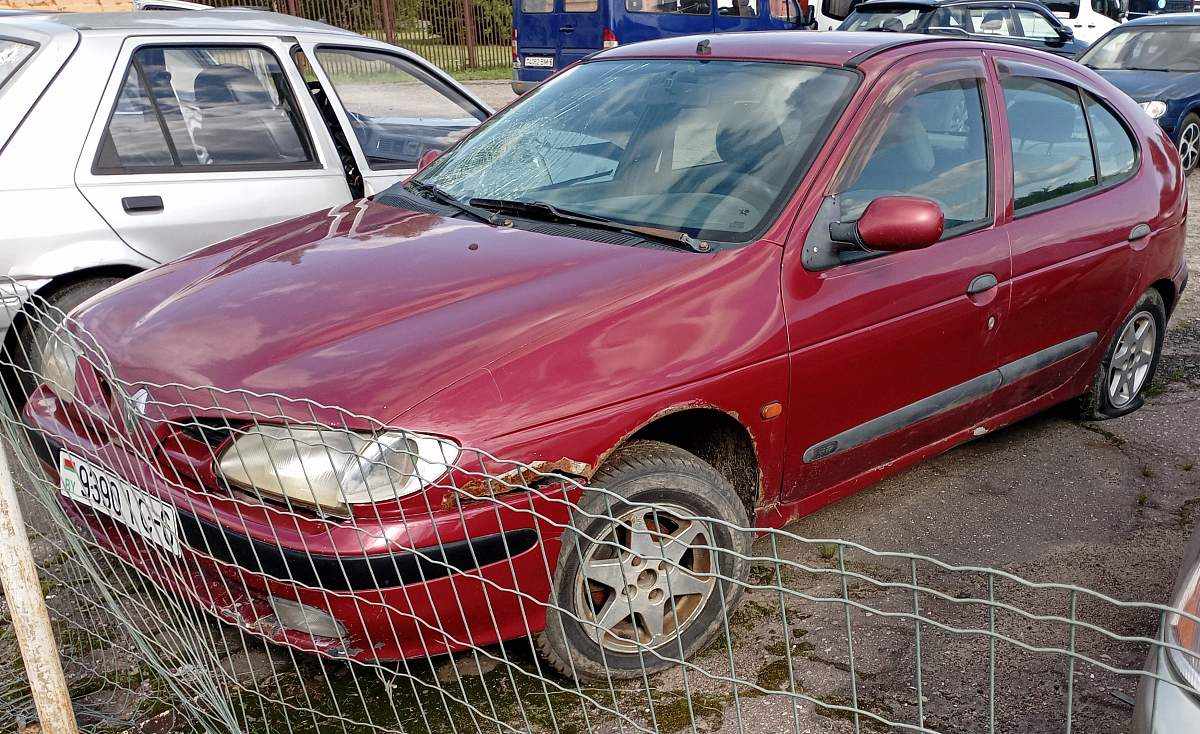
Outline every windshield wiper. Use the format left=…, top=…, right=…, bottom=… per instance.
left=467, top=197, right=710, bottom=253
left=405, top=180, right=497, bottom=225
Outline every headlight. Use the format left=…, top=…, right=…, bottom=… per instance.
left=1141, top=100, right=1168, bottom=119
left=41, top=327, right=80, bottom=404
left=217, top=425, right=459, bottom=513
left=1167, top=559, right=1200, bottom=689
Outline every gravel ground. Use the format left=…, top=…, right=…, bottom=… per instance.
left=1, top=115, right=1196, bottom=733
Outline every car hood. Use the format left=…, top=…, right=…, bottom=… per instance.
left=1095, top=68, right=1200, bottom=102
left=74, top=200, right=722, bottom=428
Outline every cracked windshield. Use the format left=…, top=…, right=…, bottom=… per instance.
left=402, top=59, right=857, bottom=242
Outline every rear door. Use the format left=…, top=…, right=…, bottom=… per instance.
left=559, top=0, right=605, bottom=66
left=75, top=35, right=351, bottom=263
left=518, top=0, right=605, bottom=73
left=985, top=52, right=1143, bottom=409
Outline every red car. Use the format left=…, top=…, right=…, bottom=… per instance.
left=25, top=32, right=1188, bottom=680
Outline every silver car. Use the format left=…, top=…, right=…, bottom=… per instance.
left=0, top=9, right=489, bottom=392
left=1135, top=528, right=1200, bottom=732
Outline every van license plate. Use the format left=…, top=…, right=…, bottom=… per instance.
left=524, top=56, right=554, bottom=68
left=59, top=451, right=181, bottom=556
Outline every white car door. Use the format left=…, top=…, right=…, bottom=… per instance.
left=296, top=39, right=491, bottom=195
left=75, top=35, right=352, bottom=264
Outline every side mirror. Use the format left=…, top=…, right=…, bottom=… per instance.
left=417, top=148, right=442, bottom=171
left=798, top=3, right=817, bottom=29
left=828, top=196, right=944, bottom=252
left=1057, top=25, right=1074, bottom=40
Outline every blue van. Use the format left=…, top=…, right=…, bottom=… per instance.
left=512, top=0, right=814, bottom=93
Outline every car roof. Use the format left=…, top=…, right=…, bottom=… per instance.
left=598, top=30, right=961, bottom=67
left=0, top=9, right=351, bottom=36
left=1121, top=11, right=1200, bottom=26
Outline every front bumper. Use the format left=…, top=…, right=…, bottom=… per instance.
left=1133, top=633, right=1200, bottom=733
left=24, top=386, right=572, bottom=662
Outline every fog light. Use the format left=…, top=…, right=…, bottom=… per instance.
left=269, top=596, right=345, bottom=639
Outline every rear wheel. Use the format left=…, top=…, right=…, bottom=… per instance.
left=1176, top=113, right=1199, bottom=174
left=1078, top=289, right=1166, bottom=420
left=537, top=440, right=751, bottom=681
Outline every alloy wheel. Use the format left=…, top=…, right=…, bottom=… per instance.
left=1107, top=313, right=1157, bottom=409
left=1180, top=122, right=1200, bottom=171
left=574, top=503, right=716, bottom=653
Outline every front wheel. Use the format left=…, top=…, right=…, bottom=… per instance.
left=1176, top=113, right=1200, bottom=175
left=537, top=440, right=751, bottom=681
left=1078, top=289, right=1166, bottom=420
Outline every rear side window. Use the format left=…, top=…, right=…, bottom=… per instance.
left=968, top=6, right=1016, bottom=36
left=95, top=45, right=315, bottom=173
left=0, top=40, right=35, bottom=90
left=1084, top=94, right=1137, bottom=184
left=717, top=0, right=759, bottom=16
left=1005, top=78, right=1094, bottom=211
left=627, top=0, right=710, bottom=14
left=1003, top=76, right=1138, bottom=213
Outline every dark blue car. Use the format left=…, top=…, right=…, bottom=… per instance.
left=1079, top=13, right=1200, bottom=173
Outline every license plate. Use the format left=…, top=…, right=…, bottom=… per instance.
left=60, top=452, right=181, bottom=556
left=524, top=56, right=554, bottom=69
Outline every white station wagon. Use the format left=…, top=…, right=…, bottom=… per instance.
left=0, top=9, right=489, bottom=390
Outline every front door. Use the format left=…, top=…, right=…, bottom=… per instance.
left=75, top=36, right=351, bottom=264
left=304, top=44, right=490, bottom=196
left=780, top=52, right=1012, bottom=502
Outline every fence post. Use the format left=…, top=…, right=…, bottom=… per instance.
left=380, top=0, right=397, bottom=45
left=0, top=448, right=77, bottom=734
left=462, top=0, right=479, bottom=68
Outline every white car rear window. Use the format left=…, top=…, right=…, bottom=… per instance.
left=0, top=40, right=35, bottom=90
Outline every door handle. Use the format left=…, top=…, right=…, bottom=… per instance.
left=559, top=25, right=575, bottom=32
left=122, top=195, right=163, bottom=213
left=967, top=273, right=998, bottom=295
left=1128, top=223, right=1151, bottom=241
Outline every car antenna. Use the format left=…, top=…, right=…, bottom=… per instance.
left=696, top=38, right=712, bottom=56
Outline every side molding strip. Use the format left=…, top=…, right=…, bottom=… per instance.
left=803, top=332, right=1098, bottom=464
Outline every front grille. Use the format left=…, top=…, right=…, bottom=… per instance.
left=177, top=420, right=237, bottom=450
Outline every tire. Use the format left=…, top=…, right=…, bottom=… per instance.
left=1077, top=288, right=1166, bottom=421
left=6, top=278, right=123, bottom=408
left=1176, top=113, right=1200, bottom=175
left=536, top=440, right=752, bottom=681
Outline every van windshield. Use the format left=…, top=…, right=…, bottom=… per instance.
left=401, top=59, right=858, bottom=244
left=0, top=40, right=35, bottom=91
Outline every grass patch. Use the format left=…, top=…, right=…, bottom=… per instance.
left=450, top=66, right=512, bottom=81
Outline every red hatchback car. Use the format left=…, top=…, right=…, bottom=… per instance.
left=25, top=32, right=1188, bottom=679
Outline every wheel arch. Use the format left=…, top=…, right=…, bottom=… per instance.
left=614, top=406, right=761, bottom=521
left=1, top=264, right=142, bottom=403
left=1149, top=277, right=1177, bottom=317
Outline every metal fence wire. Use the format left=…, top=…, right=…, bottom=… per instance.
left=206, top=0, right=514, bottom=72
left=0, top=281, right=1197, bottom=734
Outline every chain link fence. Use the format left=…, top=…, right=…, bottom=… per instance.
left=0, top=284, right=1197, bottom=733
left=204, top=0, right=513, bottom=72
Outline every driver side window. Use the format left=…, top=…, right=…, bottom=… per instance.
left=834, top=70, right=991, bottom=238
left=314, top=47, right=487, bottom=170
